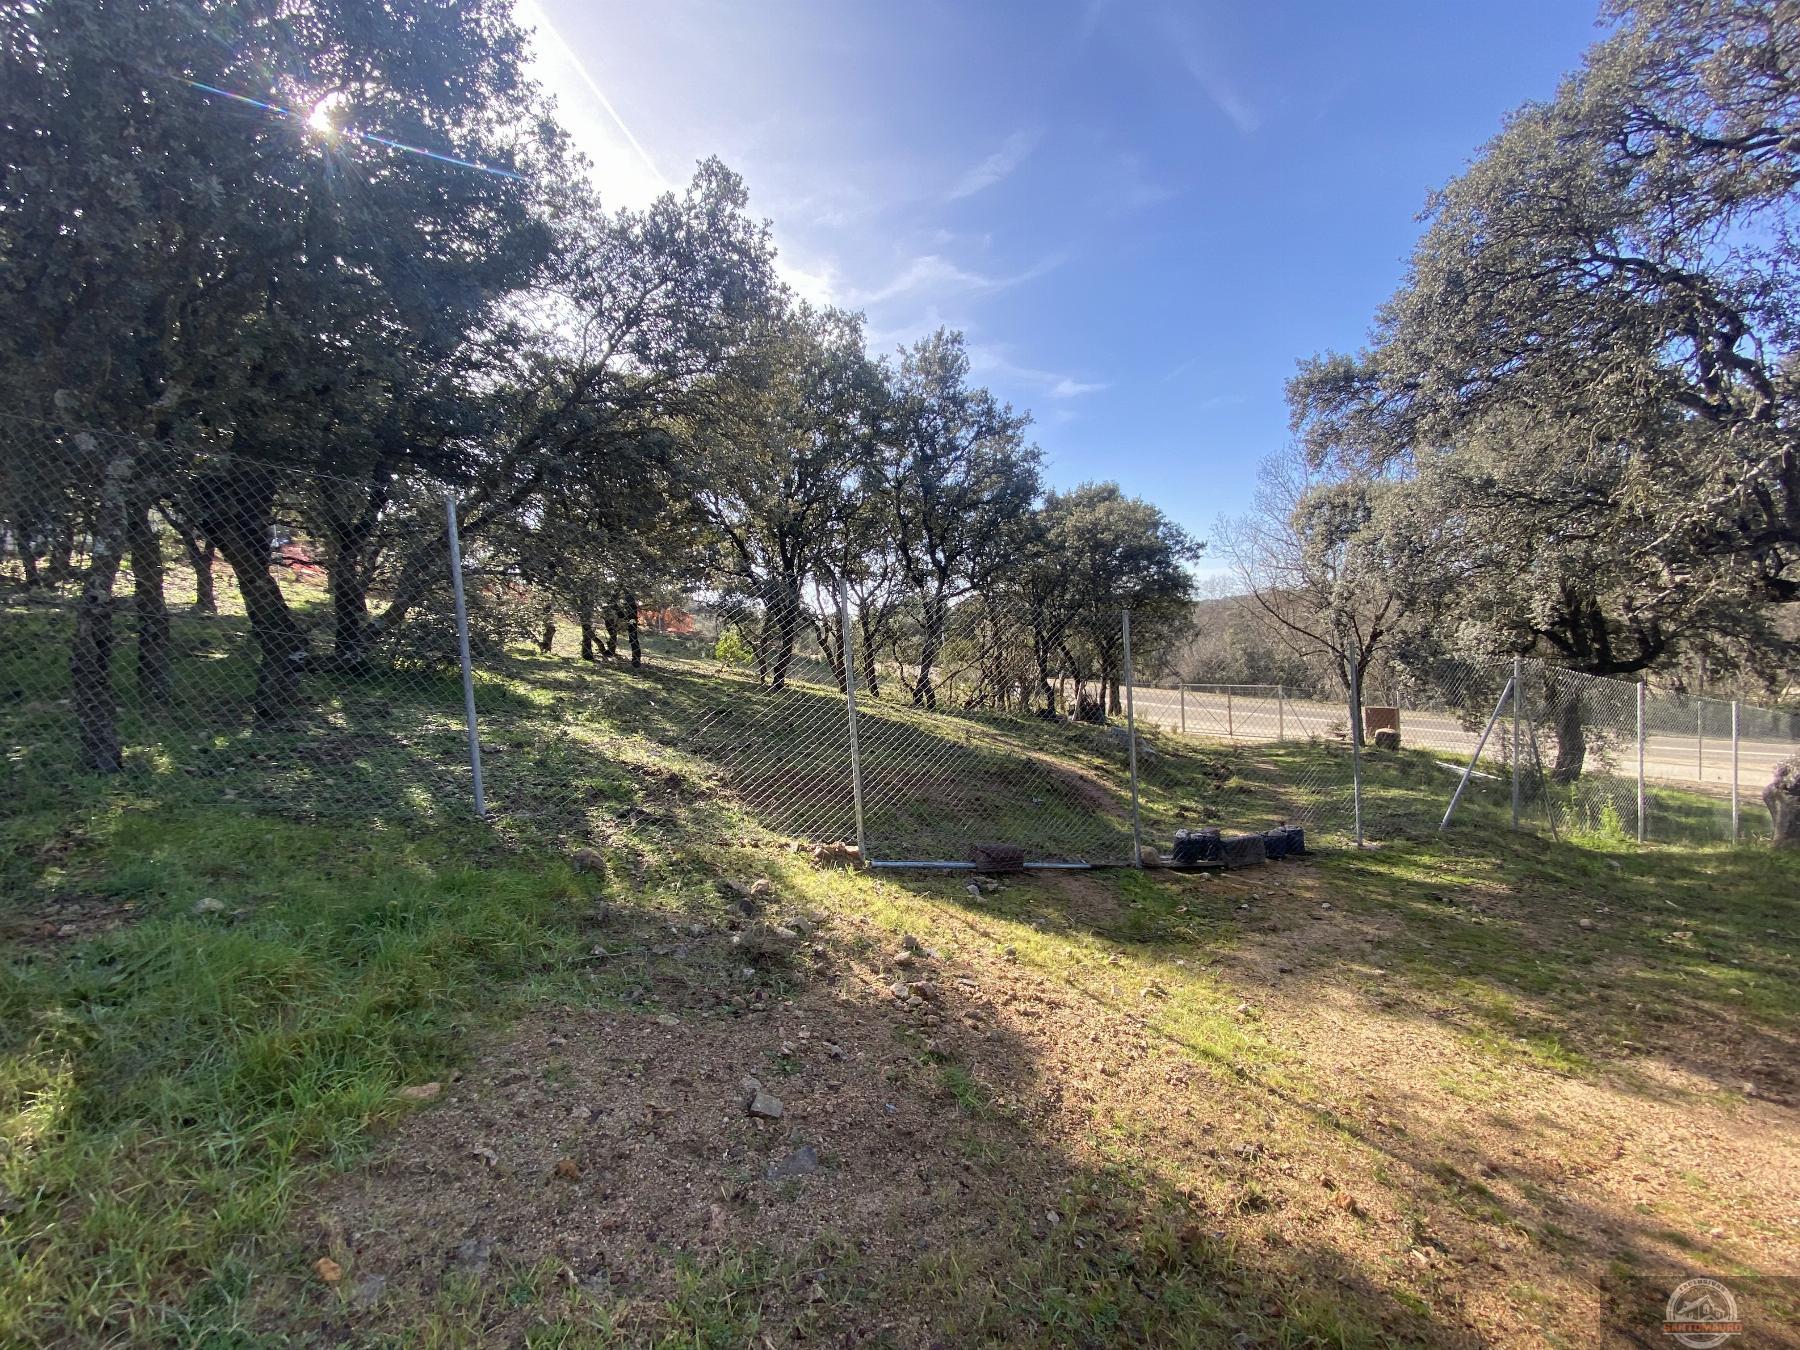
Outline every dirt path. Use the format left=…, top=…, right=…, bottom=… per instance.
left=294, top=866, right=1799, bottom=1346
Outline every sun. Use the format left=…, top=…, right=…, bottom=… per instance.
left=305, top=96, right=339, bottom=137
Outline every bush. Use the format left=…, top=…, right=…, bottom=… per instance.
left=714, top=626, right=753, bottom=668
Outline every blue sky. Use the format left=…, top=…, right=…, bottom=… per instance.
left=521, top=0, right=1606, bottom=552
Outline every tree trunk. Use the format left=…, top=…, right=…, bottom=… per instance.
left=46, top=516, right=78, bottom=586
left=71, top=455, right=135, bottom=772
left=322, top=480, right=390, bottom=670
left=328, top=564, right=373, bottom=670
left=191, top=537, right=216, bottom=614
left=624, top=592, right=642, bottom=668
left=14, top=520, right=41, bottom=588
left=1108, top=675, right=1122, bottom=715
left=127, top=501, right=171, bottom=705
left=1765, top=757, right=1800, bottom=849
left=198, top=469, right=307, bottom=721
left=580, top=610, right=597, bottom=661
left=767, top=580, right=801, bottom=690
left=861, top=627, right=880, bottom=698
left=538, top=609, right=557, bottom=654
left=1034, top=631, right=1057, bottom=715
left=602, top=610, right=619, bottom=658
left=160, top=507, right=216, bottom=614
left=911, top=594, right=943, bottom=709
left=1549, top=687, right=1587, bottom=784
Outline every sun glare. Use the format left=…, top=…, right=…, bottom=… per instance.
left=306, top=98, right=337, bottom=136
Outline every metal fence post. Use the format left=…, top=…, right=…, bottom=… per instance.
left=837, top=578, right=867, bottom=863
left=1511, top=656, right=1522, bottom=831
left=1277, top=686, right=1285, bottom=741
left=1697, top=701, right=1705, bottom=785
left=444, top=493, right=486, bottom=819
left=1635, top=681, right=1646, bottom=843
left=1348, top=656, right=1364, bottom=848
left=1179, top=682, right=1186, bottom=736
left=1122, top=610, right=1143, bottom=866
left=1731, top=699, right=1741, bottom=844
left=1226, top=686, right=1234, bottom=739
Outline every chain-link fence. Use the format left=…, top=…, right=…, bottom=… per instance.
left=1132, top=657, right=1798, bottom=849
left=4, top=412, right=1796, bottom=868
left=0, top=416, right=488, bottom=830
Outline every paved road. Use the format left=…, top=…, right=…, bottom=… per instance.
left=1126, top=686, right=1794, bottom=795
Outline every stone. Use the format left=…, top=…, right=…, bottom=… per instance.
left=454, top=1237, right=495, bottom=1278
left=397, top=1082, right=442, bottom=1102
left=571, top=848, right=607, bottom=873
left=766, top=1144, right=820, bottom=1180
left=553, top=1158, right=582, bottom=1180
left=748, top=1088, right=785, bottom=1120
left=655, top=1013, right=679, bottom=1027
left=901, top=933, right=926, bottom=955
left=191, top=897, right=226, bottom=916
left=314, top=1256, right=343, bottom=1284
left=810, top=840, right=861, bottom=868
left=1578, top=918, right=1596, bottom=931
left=732, top=923, right=797, bottom=961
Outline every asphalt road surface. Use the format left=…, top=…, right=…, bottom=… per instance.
left=1126, top=687, right=1794, bottom=795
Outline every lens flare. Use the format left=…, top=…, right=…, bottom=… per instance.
left=183, top=80, right=522, bottom=181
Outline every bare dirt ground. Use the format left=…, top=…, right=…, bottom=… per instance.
left=297, top=860, right=1800, bottom=1347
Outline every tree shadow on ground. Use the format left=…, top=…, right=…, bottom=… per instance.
left=868, top=863, right=1800, bottom=1345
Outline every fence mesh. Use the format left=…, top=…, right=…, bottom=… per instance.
left=0, top=416, right=480, bottom=828
left=4, top=412, right=1797, bottom=869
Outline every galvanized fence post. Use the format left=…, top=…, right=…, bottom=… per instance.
left=837, top=578, right=867, bottom=863
left=1731, top=699, right=1741, bottom=844
left=1179, top=682, right=1186, bottom=736
left=1226, top=686, right=1234, bottom=739
left=1277, top=686, right=1285, bottom=741
left=1697, top=701, right=1705, bottom=785
left=1511, top=655, right=1522, bottom=831
left=444, top=492, right=486, bottom=819
left=1347, top=655, right=1364, bottom=848
left=1635, top=681, right=1646, bottom=843
left=1122, top=610, right=1143, bottom=867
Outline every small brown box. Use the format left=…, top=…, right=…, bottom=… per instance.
left=1364, top=706, right=1400, bottom=744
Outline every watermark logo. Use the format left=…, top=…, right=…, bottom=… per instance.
left=1663, top=1277, right=1742, bottom=1348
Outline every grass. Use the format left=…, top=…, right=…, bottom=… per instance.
left=3, top=586, right=1798, bottom=1345
left=0, top=805, right=604, bottom=1343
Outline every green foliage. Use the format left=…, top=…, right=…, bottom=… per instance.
left=1283, top=0, right=1800, bottom=688
left=713, top=626, right=753, bottom=667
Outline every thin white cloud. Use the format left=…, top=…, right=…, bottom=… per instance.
left=776, top=251, right=840, bottom=307
left=947, top=128, right=1042, bottom=200
left=969, top=343, right=1110, bottom=400
left=848, top=251, right=1067, bottom=307
left=1158, top=7, right=1261, bottom=134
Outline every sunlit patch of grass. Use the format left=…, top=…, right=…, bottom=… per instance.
left=0, top=808, right=597, bottom=1345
